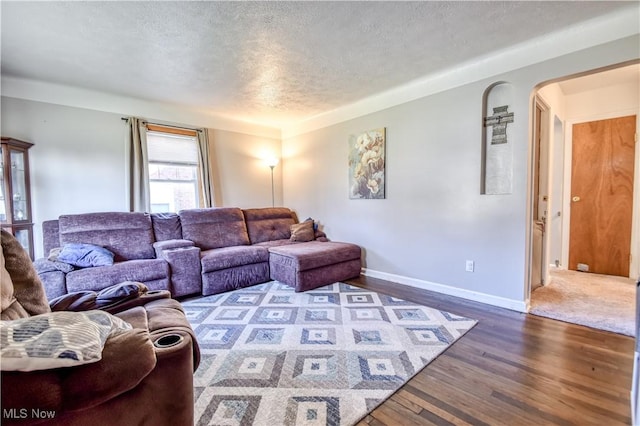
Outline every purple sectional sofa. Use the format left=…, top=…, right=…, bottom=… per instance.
left=36, top=207, right=361, bottom=299
left=180, top=207, right=271, bottom=296
left=269, top=241, right=362, bottom=292
left=38, top=212, right=172, bottom=298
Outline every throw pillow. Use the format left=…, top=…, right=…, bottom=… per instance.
left=304, top=217, right=319, bottom=231
left=290, top=221, right=315, bottom=242
left=57, top=243, right=115, bottom=268
left=0, top=310, right=132, bottom=371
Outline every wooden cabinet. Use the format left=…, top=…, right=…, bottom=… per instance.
left=1, top=137, right=34, bottom=259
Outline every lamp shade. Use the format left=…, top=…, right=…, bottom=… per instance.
left=265, top=157, right=279, bottom=168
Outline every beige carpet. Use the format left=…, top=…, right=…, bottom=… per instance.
left=530, top=269, right=636, bottom=336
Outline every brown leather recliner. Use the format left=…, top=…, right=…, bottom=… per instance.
left=1, top=229, right=200, bottom=425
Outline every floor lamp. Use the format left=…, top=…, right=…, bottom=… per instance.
left=266, top=158, right=279, bottom=207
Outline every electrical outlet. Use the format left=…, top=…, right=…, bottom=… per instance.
left=465, top=260, right=474, bottom=272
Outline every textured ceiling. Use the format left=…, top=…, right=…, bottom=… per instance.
left=1, top=1, right=637, bottom=128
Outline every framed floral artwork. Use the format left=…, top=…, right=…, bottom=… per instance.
left=348, top=128, right=386, bottom=199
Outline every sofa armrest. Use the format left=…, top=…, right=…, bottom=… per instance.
left=38, top=270, right=68, bottom=301
left=34, top=257, right=73, bottom=274
left=34, top=258, right=73, bottom=300
left=49, top=282, right=170, bottom=314
left=62, top=329, right=157, bottom=410
left=145, top=298, right=201, bottom=370
left=314, top=229, right=328, bottom=241
left=153, top=239, right=194, bottom=258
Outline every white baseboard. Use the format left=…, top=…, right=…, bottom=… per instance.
left=361, top=268, right=528, bottom=313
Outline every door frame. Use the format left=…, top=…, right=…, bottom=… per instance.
left=532, top=96, right=552, bottom=286
left=563, top=110, right=640, bottom=278
left=527, top=63, right=640, bottom=309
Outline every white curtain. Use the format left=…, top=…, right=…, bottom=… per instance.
left=126, top=117, right=150, bottom=212
left=197, top=128, right=214, bottom=208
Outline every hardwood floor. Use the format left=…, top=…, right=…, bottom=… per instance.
left=345, top=275, right=634, bottom=426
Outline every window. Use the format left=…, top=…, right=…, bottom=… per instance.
left=146, top=127, right=200, bottom=213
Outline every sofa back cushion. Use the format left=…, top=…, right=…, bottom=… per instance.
left=243, top=208, right=296, bottom=244
left=58, top=212, right=156, bottom=262
left=43, top=220, right=61, bottom=256
left=179, top=208, right=249, bottom=250
left=151, top=213, right=183, bottom=241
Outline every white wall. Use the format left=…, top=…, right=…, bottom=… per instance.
left=1, top=97, right=282, bottom=258
left=284, top=81, right=530, bottom=310
left=282, top=35, right=640, bottom=310
left=209, top=128, right=282, bottom=208
left=565, top=80, right=639, bottom=121
left=1, top=98, right=126, bottom=257
left=537, top=84, right=566, bottom=121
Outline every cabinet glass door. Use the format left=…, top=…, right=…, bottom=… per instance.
left=14, top=228, right=32, bottom=256
left=10, top=149, right=28, bottom=222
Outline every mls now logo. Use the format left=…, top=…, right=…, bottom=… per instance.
left=3, top=408, right=56, bottom=420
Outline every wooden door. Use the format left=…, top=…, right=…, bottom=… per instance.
left=569, top=115, right=636, bottom=276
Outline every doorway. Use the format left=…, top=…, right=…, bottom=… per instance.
left=528, top=62, right=640, bottom=333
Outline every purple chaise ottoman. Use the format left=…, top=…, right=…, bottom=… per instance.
left=268, top=241, right=361, bottom=292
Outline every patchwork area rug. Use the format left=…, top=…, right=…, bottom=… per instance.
left=182, top=281, right=477, bottom=425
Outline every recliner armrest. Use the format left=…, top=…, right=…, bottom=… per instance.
left=62, top=329, right=157, bottom=411
left=0, top=328, right=156, bottom=421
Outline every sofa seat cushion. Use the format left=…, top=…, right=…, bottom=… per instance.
left=65, top=259, right=169, bottom=293
left=268, top=241, right=361, bottom=272
left=200, top=246, right=269, bottom=273
left=58, top=212, right=156, bottom=261
left=180, top=208, right=250, bottom=250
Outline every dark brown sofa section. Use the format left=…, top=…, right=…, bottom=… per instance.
left=1, top=229, right=200, bottom=426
